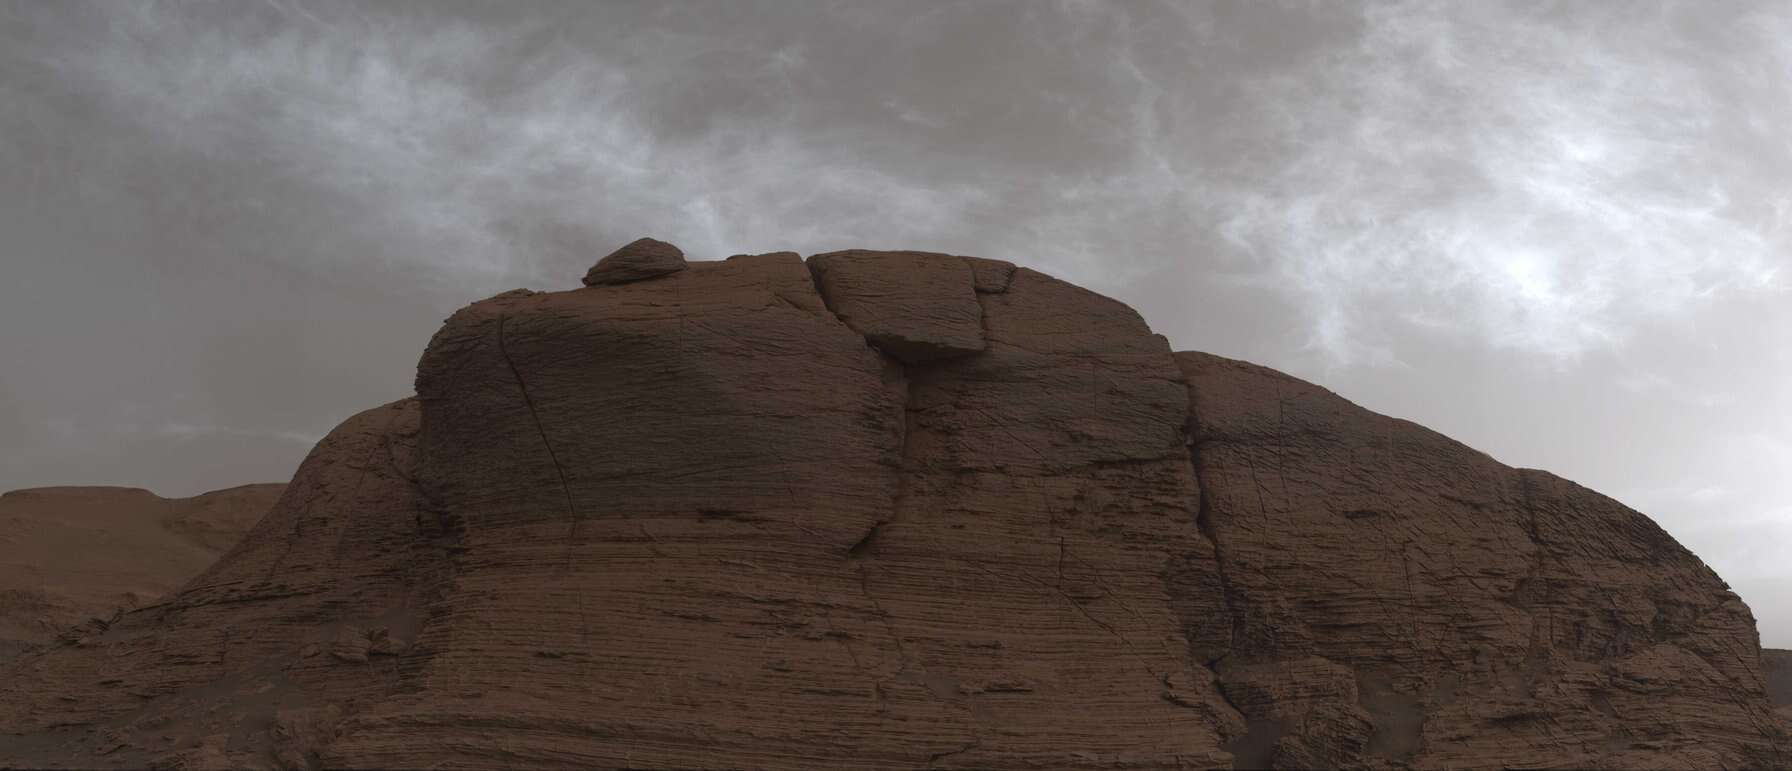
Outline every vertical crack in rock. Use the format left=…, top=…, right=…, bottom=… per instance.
left=801, top=247, right=924, bottom=683
left=1183, top=382, right=1243, bottom=662
left=960, top=255, right=1017, bottom=295
left=846, top=366, right=918, bottom=560
left=971, top=286, right=995, bottom=352
left=855, top=560, right=909, bottom=669
left=803, top=257, right=848, bottom=324
left=809, top=256, right=997, bottom=761
left=1182, top=377, right=1257, bottom=768
left=1194, top=477, right=1243, bottom=661
left=803, top=253, right=915, bottom=560
left=494, top=315, right=578, bottom=540
left=1512, top=469, right=1551, bottom=689
left=855, top=365, right=917, bottom=674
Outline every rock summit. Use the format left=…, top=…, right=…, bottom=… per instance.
left=581, top=236, right=688, bottom=286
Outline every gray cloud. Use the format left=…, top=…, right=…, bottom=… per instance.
left=1, top=0, right=1788, bottom=644
left=1202, top=0, right=1786, bottom=364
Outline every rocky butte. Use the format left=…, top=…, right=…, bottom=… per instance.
left=0, top=240, right=1786, bottom=769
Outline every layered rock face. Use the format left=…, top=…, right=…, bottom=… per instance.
left=0, top=484, right=283, bottom=661
left=1181, top=354, right=1785, bottom=768
left=0, top=246, right=1784, bottom=769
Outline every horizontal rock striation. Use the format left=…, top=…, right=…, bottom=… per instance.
left=1180, top=352, right=1785, bottom=768
left=0, top=243, right=1784, bottom=769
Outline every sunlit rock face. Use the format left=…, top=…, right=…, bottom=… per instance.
left=0, top=243, right=1784, bottom=769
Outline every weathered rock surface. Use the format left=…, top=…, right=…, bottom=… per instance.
left=0, top=244, right=1784, bottom=769
left=806, top=250, right=991, bottom=363
left=0, top=484, right=283, bottom=661
left=581, top=236, right=687, bottom=286
left=1180, top=352, right=1786, bottom=768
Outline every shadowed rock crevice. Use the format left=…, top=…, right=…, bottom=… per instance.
left=847, top=355, right=920, bottom=564
left=1183, top=366, right=1367, bottom=769
left=1188, top=432, right=1241, bottom=663
left=846, top=521, right=883, bottom=559
left=961, top=256, right=1017, bottom=295
left=494, top=314, right=578, bottom=539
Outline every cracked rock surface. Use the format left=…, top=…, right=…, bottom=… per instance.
left=806, top=250, right=988, bottom=363
left=0, top=245, right=1785, bottom=769
left=1180, top=351, right=1786, bottom=768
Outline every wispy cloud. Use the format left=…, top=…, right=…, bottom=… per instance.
left=28, top=2, right=993, bottom=295
left=150, top=422, right=324, bottom=446
left=4, top=1, right=1791, bottom=641
left=1206, top=0, right=1788, bottom=364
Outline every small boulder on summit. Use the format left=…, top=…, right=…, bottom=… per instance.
left=583, top=237, right=688, bottom=286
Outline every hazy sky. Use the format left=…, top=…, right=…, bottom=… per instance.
left=1, top=0, right=1787, bottom=645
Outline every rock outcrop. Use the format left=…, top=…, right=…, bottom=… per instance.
left=1180, top=353, right=1784, bottom=768
left=0, top=244, right=1783, bottom=769
left=581, top=237, right=687, bottom=286
left=0, top=484, right=282, bottom=661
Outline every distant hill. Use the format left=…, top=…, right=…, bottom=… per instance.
left=0, top=484, right=283, bottom=659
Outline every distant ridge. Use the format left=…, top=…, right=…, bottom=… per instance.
left=0, top=483, right=284, bottom=661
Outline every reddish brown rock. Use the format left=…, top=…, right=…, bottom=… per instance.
left=0, top=398, right=443, bottom=768
left=0, top=248, right=1783, bottom=769
left=964, top=255, right=1017, bottom=294
left=807, top=249, right=987, bottom=363
left=0, top=484, right=283, bottom=660
left=581, top=237, right=687, bottom=286
left=1180, top=351, right=1786, bottom=768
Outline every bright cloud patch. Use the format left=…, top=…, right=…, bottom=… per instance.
left=1209, top=0, right=1787, bottom=363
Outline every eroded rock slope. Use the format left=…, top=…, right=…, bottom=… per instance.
left=0, top=244, right=1783, bottom=769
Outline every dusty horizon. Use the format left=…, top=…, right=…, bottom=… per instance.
left=1, top=0, right=1787, bottom=646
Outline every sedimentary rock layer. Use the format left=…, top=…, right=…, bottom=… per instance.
left=0, top=246, right=1783, bottom=769
left=1181, top=352, right=1784, bottom=768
